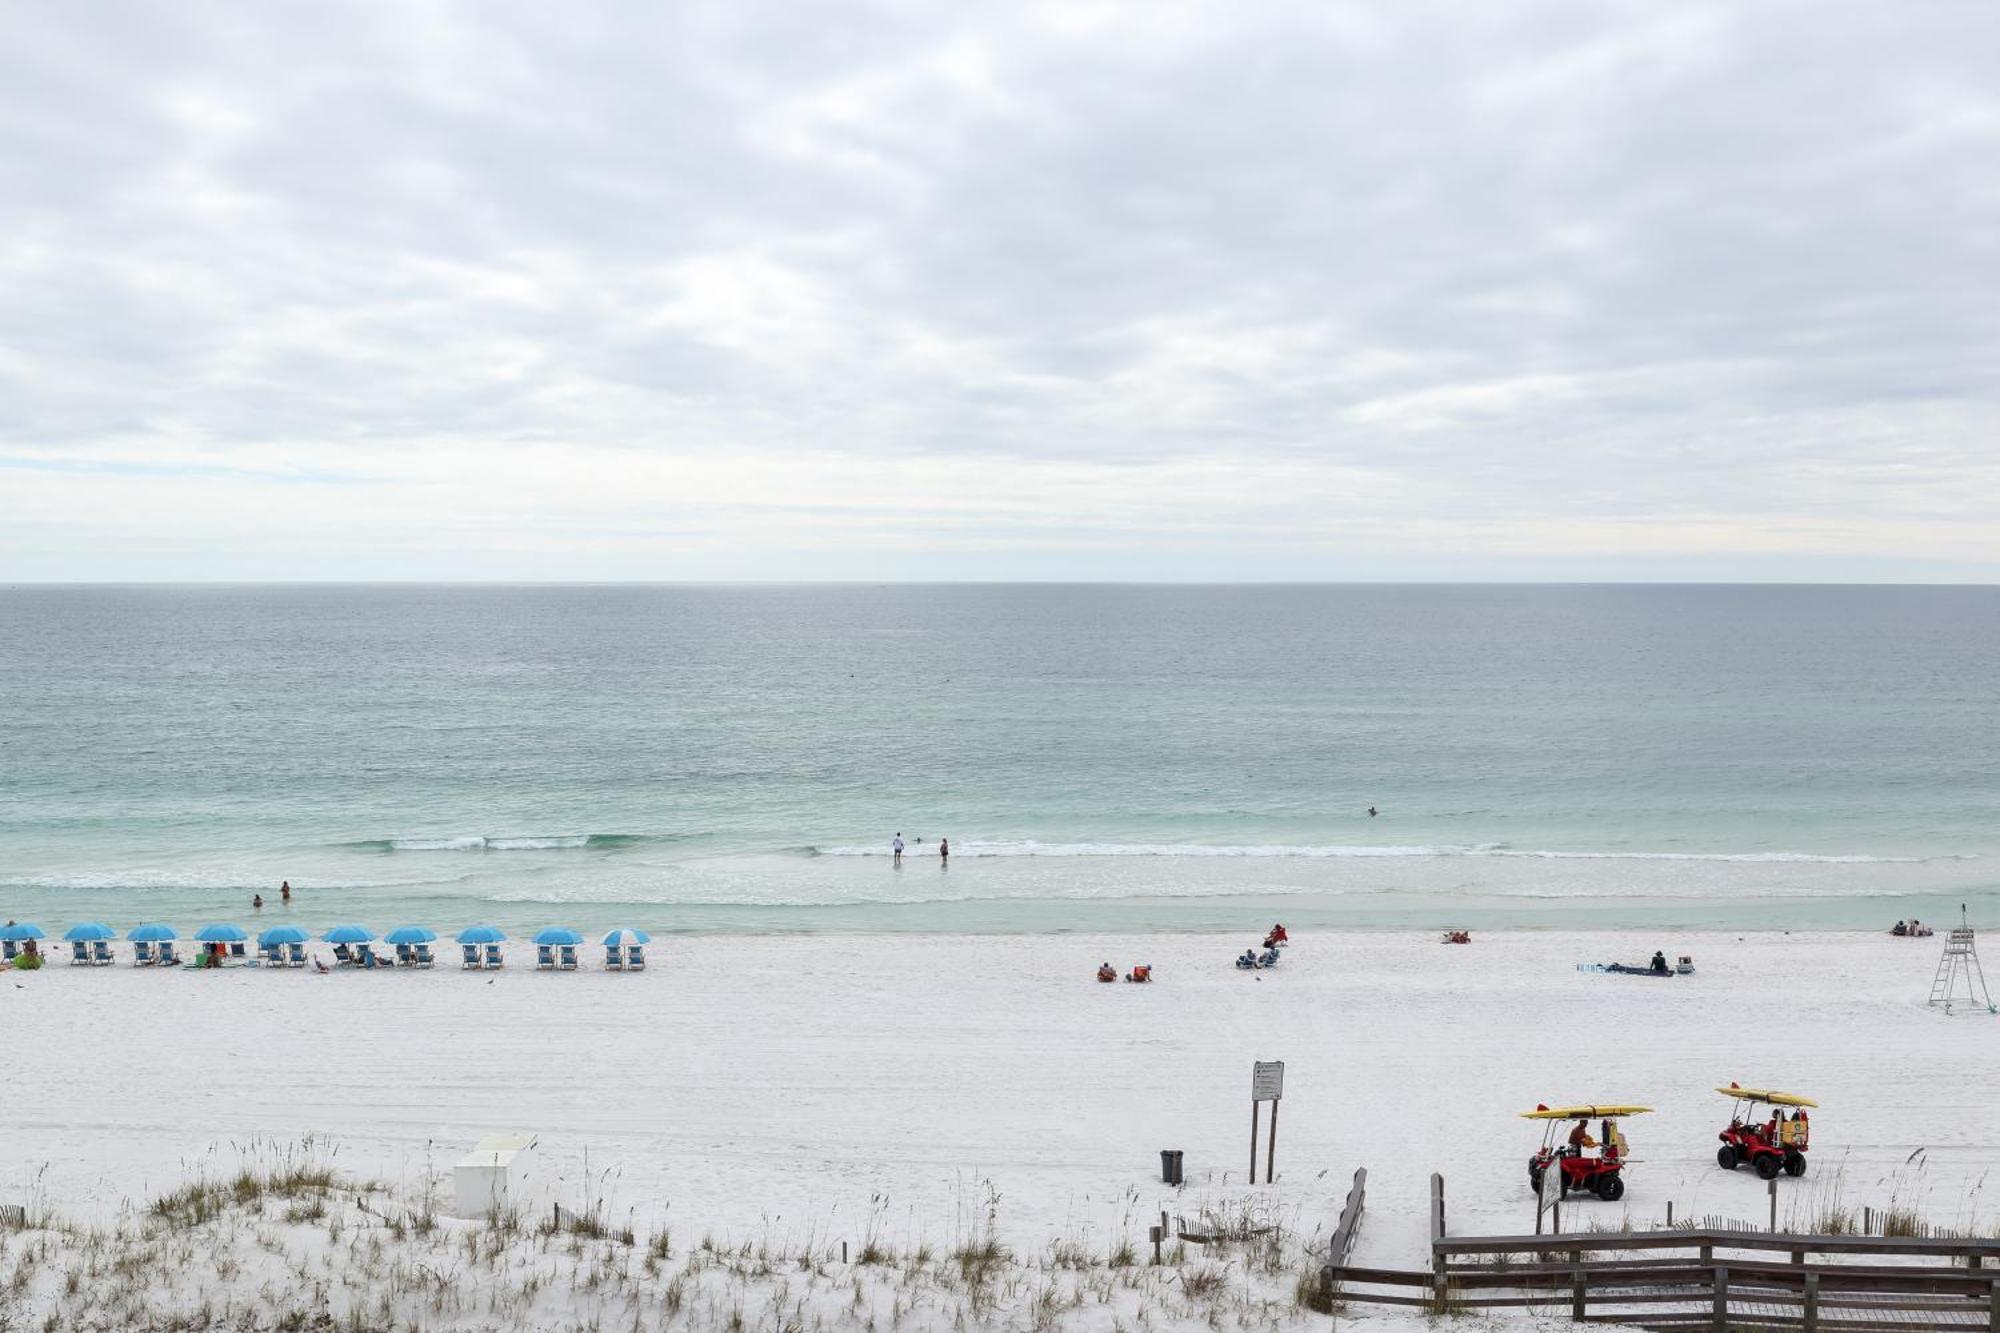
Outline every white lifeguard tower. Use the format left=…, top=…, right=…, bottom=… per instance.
left=1927, top=907, right=1994, bottom=1015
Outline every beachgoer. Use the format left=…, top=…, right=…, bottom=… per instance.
left=1367, top=806, right=1378, bottom=817
left=892, top=833, right=904, bottom=866
left=1567, top=1120, right=1596, bottom=1155
left=253, top=894, right=264, bottom=911
left=939, top=838, right=949, bottom=865
left=1650, top=950, right=1668, bottom=976
left=281, top=881, right=292, bottom=904
left=1097, top=962, right=1116, bottom=982
left=1892, top=920, right=1907, bottom=936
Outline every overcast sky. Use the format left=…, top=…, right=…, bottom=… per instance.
left=4, top=1, right=1997, bottom=581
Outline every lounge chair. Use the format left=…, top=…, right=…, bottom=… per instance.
left=0, top=941, right=14, bottom=961
left=133, top=940, right=155, bottom=966
left=230, top=941, right=246, bottom=958
left=70, top=941, right=91, bottom=965
left=261, top=944, right=284, bottom=966
left=604, top=948, right=624, bottom=972
left=394, top=943, right=414, bottom=967
left=93, top=940, right=114, bottom=965
left=484, top=943, right=503, bottom=969
left=536, top=945, right=555, bottom=970
left=158, top=942, right=179, bottom=965
left=558, top=944, right=578, bottom=970
left=414, top=942, right=434, bottom=968
left=626, top=945, right=645, bottom=971
left=332, top=943, right=355, bottom=967
left=287, top=942, right=306, bottom=967
left=461, top=943, right=481, bottom=969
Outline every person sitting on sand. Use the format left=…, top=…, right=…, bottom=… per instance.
left=1892, top=920, right=1908, bottom=936
left=1096, top=962, right=1116, bottom=983
left=1127, top=964, right=1152, bottom=983
left=1259, top=947, right=1280, bottom=968
left=1650, top=950, right=1669, bottom=976
left=1238, top=949, right=1257, bottom=969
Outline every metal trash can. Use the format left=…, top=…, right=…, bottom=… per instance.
left=1160, top=1149, right=1184, bottom=1186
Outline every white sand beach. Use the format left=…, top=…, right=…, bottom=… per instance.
left=5, top=928, right=1996, bottom=1329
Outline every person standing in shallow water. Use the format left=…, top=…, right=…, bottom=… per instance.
left=280, top=880, right=292, bottom=905
left=939, top=837, right=949, bottom=866
left=892, top=833, right=904, bottom=866
left=252, top=894, right=263, bottom=911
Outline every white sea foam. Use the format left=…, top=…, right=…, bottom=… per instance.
left=814, top=840, right=1936, bottom=864
left=386, top=835, right=591, bottom=851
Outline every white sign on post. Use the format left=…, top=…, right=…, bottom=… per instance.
left=1252, top=1060, right=1285, bottom=1102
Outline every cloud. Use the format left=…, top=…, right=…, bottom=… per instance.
left=1, top=0, right=1997, bottom=579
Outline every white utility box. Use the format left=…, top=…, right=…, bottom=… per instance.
left=452, top=1132, right=538, bottom=1218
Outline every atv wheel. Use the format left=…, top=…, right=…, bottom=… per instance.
left=1783, top=1152, right=1807, bottom=1178
left=1529, top=1167, right=1543, bottom=1196
left=1754, top=1153, right=1782, bottom=1180
left=1716, top=1145, right=1738, bottom=1170
left=1596, top=1173, right=1625, bottom=1202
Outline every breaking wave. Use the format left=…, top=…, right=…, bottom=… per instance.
left=354, top=834, right=660, bottom=853
left=812, top=840, right=1940, bottom=864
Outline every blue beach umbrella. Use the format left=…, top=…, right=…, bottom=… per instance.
left=534, top=927, right=583, bottom=947
left=323, top=925, right=374, bottom=944
left=384, top=925, right=436, bottom=945
left=257, top=925, right=309, bottom=947
left=0, top=922, right=45, bottom=941
left=63, top=922, right=116, bottom=942
left=195, top=923, right=248, bottom=943
left=456, top=925, right=506, bottom=944
left=601, top=928, right=651, bottom=948
left=127, top=923, right=178, bottom=942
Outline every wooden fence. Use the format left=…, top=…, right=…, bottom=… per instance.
left=1322, top=1171, right=2000, bottom=1330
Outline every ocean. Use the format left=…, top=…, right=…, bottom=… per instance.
left=2, top=584, right=1995, bottom=936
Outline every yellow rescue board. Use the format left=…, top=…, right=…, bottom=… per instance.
left=1520, top=1104, right=1653, bottom=1119
left=1716, top=1086, right=1818, bottom=1107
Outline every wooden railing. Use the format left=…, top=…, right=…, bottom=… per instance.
left=1319, top=1171, right=2000, bottom=1330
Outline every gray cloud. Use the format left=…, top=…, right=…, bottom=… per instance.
left=2, top=0, right=1997, bottom=578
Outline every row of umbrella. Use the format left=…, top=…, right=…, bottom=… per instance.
left=2, top=922, right=651, bottom=948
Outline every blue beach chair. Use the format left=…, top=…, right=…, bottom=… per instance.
left=626, top=945, right=646, bottom=971
left=133, top=940, right=155, bottom=967
left=394, top=942, right=414, bottom=967
left=461, top=943, right=481, bottom=969
left=604, top=947, right=624, bottom=972
left=536, top=945, right=555, bottom=970
left=93, top=941, right=113, bottom=965
left=261, top=943, right=284, bottom=966
left=558, top=944, right=578, bottom=970
left=70, top=941, right=91, bottom=966
left=158, top=941, right=179, bottom=966
left=288, top=943, right=306, bottom=967
left=230, top=941, right=246, bottom=959
left=414, top=942, right=434, bottom=968
left=484, top=943, right=503, bottom=969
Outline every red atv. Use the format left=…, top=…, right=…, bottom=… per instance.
left=1715, top=1084, right=1814, bottom=1179
left=1524, top=1105, right=1651, bottom=1203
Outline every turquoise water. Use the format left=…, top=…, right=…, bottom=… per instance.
left=2, top=584, right=1995, bottom=934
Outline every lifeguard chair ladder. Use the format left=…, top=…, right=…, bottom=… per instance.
left=1928, top=907, right=1995, bottom=1014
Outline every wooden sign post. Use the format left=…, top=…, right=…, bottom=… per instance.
left=1250, top=1061, right=1284, bottom=1184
